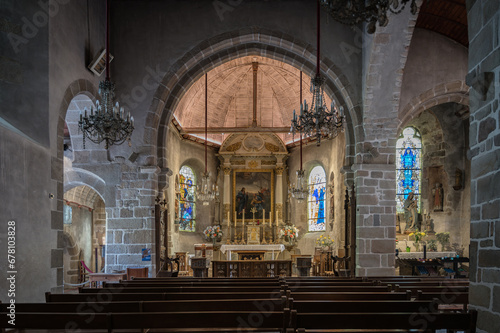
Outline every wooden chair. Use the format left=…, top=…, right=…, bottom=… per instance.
left=126, top=267, right=148, bottom=280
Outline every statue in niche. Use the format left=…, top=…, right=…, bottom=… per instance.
left=329, top=172, right=335, bottom=220
left=432, top=183, right=444, bottom=211
left=404, top=192, right=418, bottom=231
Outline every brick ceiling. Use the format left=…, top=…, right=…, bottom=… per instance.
left=173, top=56, right=332, bottom=145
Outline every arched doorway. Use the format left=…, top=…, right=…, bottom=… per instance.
left=63, top=185, right=106, bottom=290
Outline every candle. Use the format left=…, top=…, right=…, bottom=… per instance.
left=263, top=209, right=265, bottom=225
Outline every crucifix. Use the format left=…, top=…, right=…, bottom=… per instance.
left=250, top=207, right=257, bottom=223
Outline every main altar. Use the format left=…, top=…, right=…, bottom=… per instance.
left=220, top=244, right=285, bottom=261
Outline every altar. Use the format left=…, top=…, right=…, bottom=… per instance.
left=220, top=244, right=285, bottom=261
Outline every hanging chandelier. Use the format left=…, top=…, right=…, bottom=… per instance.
left=290, top=72, right=309, bottom=202
left=290, top=0, right=344, bottom=147
left=320, top=0, right=419, bottom=34
left=79, top=0, right=134, bottom=149
left=197, top=73, right=219, bottom=205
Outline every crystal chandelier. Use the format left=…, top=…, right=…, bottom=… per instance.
left=197, top=73, right=219, bottom=205
left=290, top=72, right=309, bottom=202
left=290, top=0, right=344, bottom=147
left=78, top=0, right=134, bottom=149
left=320, top=0, right=418, bottom=34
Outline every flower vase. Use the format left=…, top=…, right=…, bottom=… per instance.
left=415, top=242, right=420, bottom=252
left=406, top=246, right=411, bottom=252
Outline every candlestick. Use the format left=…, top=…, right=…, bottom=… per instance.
left=276, top=210, right=278, bottom=225
left=227, top=211, right=230, bottom=228
left=234, top=211, right=237, bottom=229
left=242, top=209, right=245, bottom=225
left=263, top=209, right=265, bottom=225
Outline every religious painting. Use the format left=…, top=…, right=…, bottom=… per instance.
left=396, top=127, right=422, bottom=213
left=178, top=166, right=196, bottom=232
left=233, top=169, right=274, bottom=222
left=308, top=166, right=326, bottom=232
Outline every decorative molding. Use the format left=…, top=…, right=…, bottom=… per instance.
left=232, top=160, right=245, bottom=165
left=265, top=142, right=280, bottom=152
left=226, top=142, right=242, bottom=152
left=261, top=160, right=277, bottom=165
left=223, top=167, right=232, bottom=175
left=248, top=160, right=259, bottom=169
left=275, top=166, right=285, bottom=175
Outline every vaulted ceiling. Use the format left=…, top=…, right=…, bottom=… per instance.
left=416, top=0, right=468, bottom=47
left=173, top=56, right=332, bottom=146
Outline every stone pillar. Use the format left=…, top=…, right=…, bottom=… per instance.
left=222, top=166, right=232, bottom=242
left=275, top=166, right=284, bottom=220
left=466, top=1, right=500, bottom=331
left=353, top=164, right=396, bottom=276
left=105, top=165, right=158, bottom=276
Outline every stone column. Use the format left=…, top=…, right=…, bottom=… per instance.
left=466, top=1, right=500, bottom=331
left=353, top=163, right=396, bottom=276
left=105, top=165, right=158, bottom=276
left=275, top=166, right=284, bottom=220
left=222, top=166, right=231, bottom=242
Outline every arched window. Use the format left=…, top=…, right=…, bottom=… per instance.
left=179, top=165, right=196, bottom=232
left=396, top=127, right=422, bottom=213
left=308, top=166, right=326, bottom=232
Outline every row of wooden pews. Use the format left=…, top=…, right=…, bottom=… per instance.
left=1, top=276, right=476, bottom=332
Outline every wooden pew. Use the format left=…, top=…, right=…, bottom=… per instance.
left=1, top=297, right=287, bottom=313
left=286, top=291, right=412, bottom=301
left=290, top=299, right=437, bottom=313
left=291, top=310, right=477, bottom=332
left=416, top=291, right=469, bottom=310
left=107, top=280, right=284, bottom=287
left=46, top=290, right=286, bottom=302
left=80, top=285, right=284, bottom=294
left=1, top=310, right=291, bottom=333
left=392, top=285, right=469, bottom=296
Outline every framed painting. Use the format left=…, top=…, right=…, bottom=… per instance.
left=233, top=169, right=274, bottom=221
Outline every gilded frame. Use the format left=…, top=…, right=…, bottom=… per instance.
left=232, top=169, right=274, bottom=222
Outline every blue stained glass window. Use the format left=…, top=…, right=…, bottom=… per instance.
left=396, top=127, right=422, bottom=213
left=179, top=166, right=196, bottom=232
left=308, top=166, right=326, bottom=232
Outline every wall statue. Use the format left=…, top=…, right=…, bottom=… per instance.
left=404, top=192, right=418, bottom=231
left=432, top=182, right=444, bottom=211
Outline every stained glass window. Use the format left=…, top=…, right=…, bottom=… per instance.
left=308, top=166, right=326, bottom=232
left=179, top=165, right=196, bottom=232
left=396, top=127, right=422, bottom=213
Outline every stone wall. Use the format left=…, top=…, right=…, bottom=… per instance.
left=165, top=124, right=219, bottom=256
left=466, top=0, right=500, bottom=332
left=287, top=133, right=346, bottom=256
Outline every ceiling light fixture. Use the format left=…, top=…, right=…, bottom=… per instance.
left=79, top=0, right=134, bottom=149
left=290, top=0, right=345, bottom=146
left=197, top=73, right=219, bottom=205
left=320, top=0, right=418, bottom=34
left=290, top=71, right=309, bottom=202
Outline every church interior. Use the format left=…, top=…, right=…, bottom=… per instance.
left=0, top=0, right=499, bottom=331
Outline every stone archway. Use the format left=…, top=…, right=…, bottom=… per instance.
left=141, top=28, right=362, bottom=192
left=62, top=231, right=81, bottom=285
